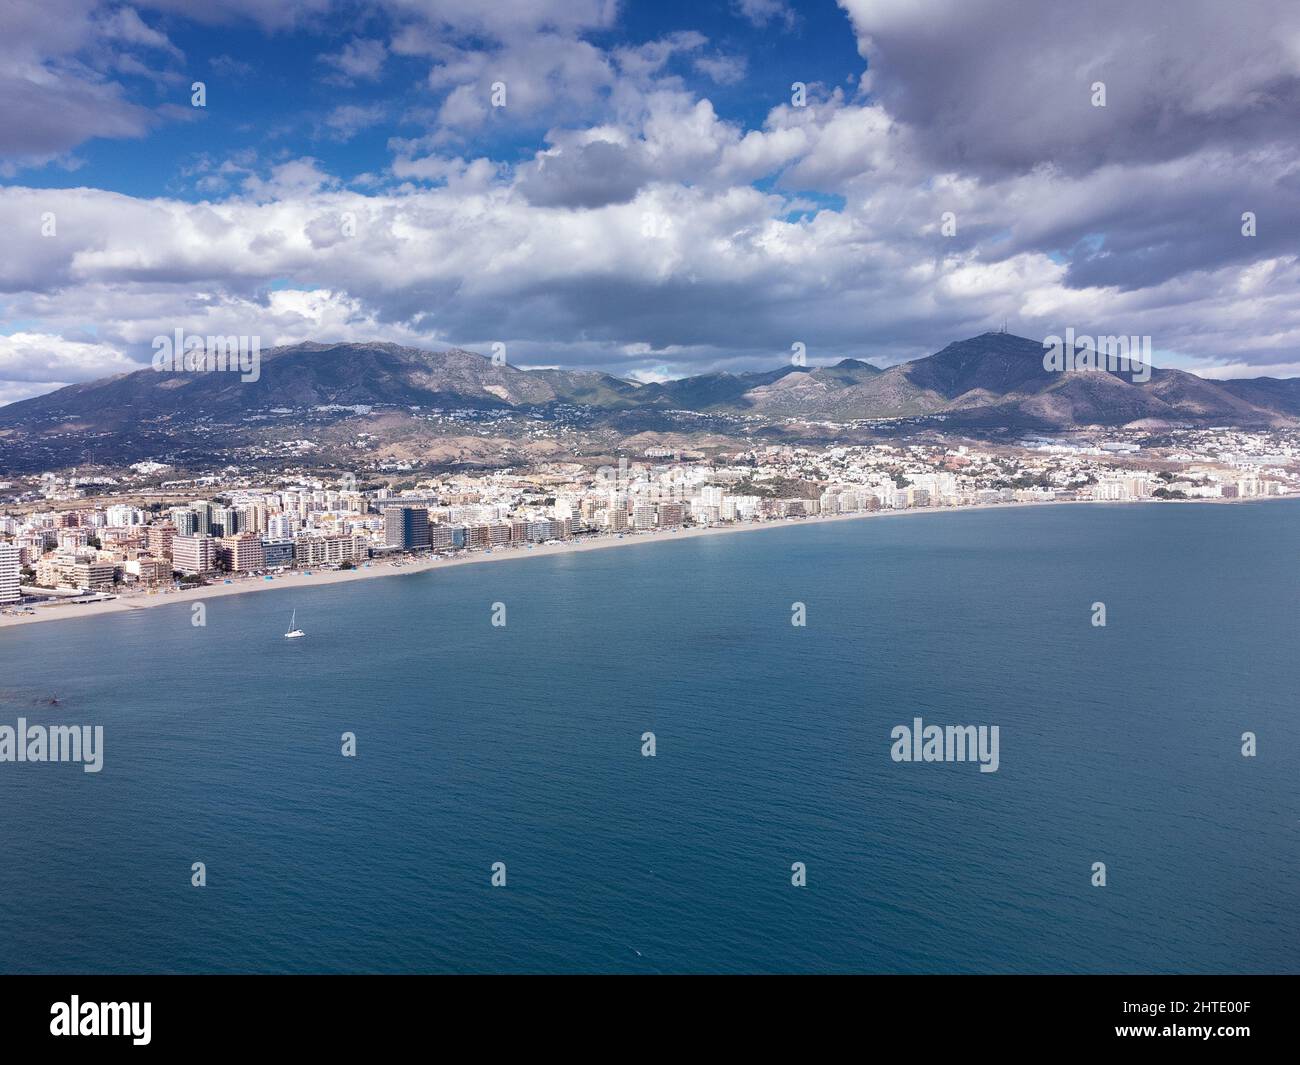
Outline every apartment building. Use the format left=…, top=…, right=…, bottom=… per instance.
left=0, top=542, right=20, bottom=604
left=172, top=534, right=216, bottom=575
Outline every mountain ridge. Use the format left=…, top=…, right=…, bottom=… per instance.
left=1, top=333, right=1296, bottom=441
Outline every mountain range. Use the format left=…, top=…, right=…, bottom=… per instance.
left=0, top=333, right=1296, bottom=470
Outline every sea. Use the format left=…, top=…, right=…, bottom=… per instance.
left=1, top=500, right=1296, bottom=973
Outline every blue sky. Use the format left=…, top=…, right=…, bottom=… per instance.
left=13, top=1, right=863, bottom=200
left=1, top=0, right=1298, bottom=402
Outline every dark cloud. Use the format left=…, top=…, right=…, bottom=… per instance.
left=0, top=72, right=154, bottom=160
left=841, top=0, right=1300, bottom=176
left=517, top=141, right=652, bottom=208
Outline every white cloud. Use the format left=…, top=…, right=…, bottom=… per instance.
left=694, top=54, right=747, bottom=85
left=0, top=331, right=138, bottom=400
left=2, top=0, right=1299, bottom=401
left=733, top=0, right=796, bottom=30
left=323, top=103, right=388, bottom=141
left=319, top=37, right=387, bottom=84
left=4, top=157, right=1297, bottom=391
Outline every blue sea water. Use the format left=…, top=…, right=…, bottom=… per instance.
left=0, top=501, right=1296, bottom=974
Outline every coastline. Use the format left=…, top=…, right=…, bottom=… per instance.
left=0, top=495, right=1288, bottom=630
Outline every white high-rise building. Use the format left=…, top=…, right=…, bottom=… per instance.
left=0, top=543, right=20, bottom=604
left=267, top=513, right=297, bottom=539
left=106, top=505, right=145, bottom=527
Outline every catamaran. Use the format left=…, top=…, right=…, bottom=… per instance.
left=284, top=609, right=305, bottom=639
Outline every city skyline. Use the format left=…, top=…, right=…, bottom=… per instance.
left=3, top=424, right=1294, bottom=621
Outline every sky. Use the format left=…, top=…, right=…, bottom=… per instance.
left=1, top=0, right=1298, bottom=403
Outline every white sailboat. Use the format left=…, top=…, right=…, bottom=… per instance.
left=284, top=609, right=306, bottom=639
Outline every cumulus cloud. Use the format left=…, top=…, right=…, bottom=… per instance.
left=838, top=0, right=1300, bottom=176
left=4, top=156, right=1297, bottom=387
left=0, top=0, right=169, bottom=168
left=0, top=332, right=139, bottom=401
left=517, top=140, right=651, bottom=208
left=0, top=0, right=1298, bottom=404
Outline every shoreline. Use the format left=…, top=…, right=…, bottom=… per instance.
left=0, top=495, right=1290, bottom=630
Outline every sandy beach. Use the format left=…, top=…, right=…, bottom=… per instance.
left=0, top=496, right=1284, bottom=630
